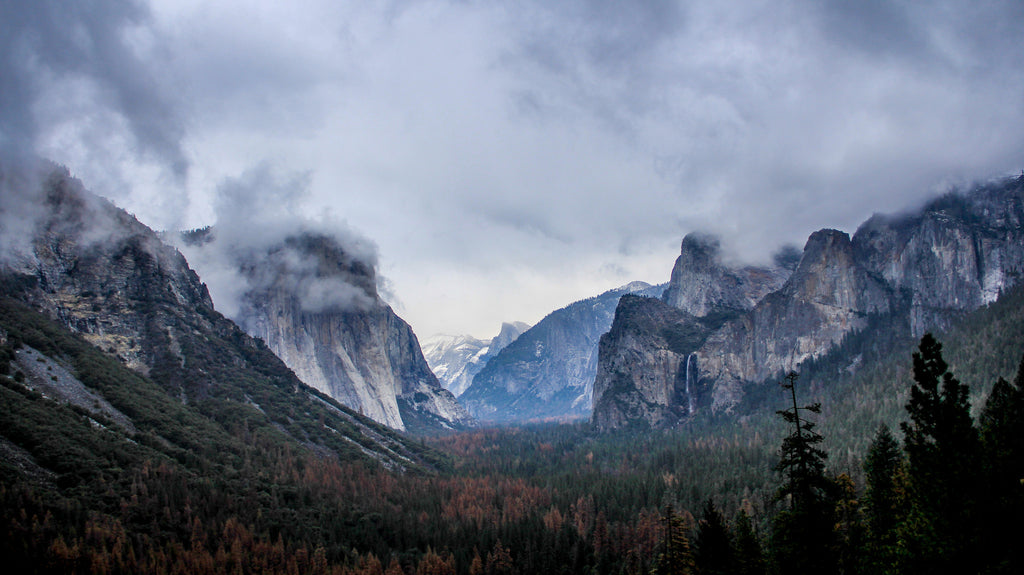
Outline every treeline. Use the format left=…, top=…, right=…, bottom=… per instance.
left=645, top=335, right=1024, bottom=575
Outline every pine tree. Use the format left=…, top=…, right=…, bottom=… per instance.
left=862, top=424, right=901, bottom=575
left=770, top=371, right=836, bottom=575
left=733, top=510, right=766, bottom=575
left=832, top=473, right=865, bottom=575
left=651, top=505, right=695, bottom=575
left=978, top=354, right=1024, bottom=572
left=694, top=498, right=734, bottom=575
left=898, top=334, right=980, bottom=574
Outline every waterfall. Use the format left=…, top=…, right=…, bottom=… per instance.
left=684, top=353, right=697, bottom=415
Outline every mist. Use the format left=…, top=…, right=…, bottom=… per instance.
left=176, top=165, right=382, bottom=320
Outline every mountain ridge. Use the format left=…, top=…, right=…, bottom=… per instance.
left=593, top=174, right=1024, bottom=429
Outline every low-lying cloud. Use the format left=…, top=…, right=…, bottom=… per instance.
left=177, top=164, right=381, bottom=320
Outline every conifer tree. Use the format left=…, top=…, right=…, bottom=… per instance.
left=652, top=505, right=695, bottom=575
left=733, top=510, right=766, bottom=575
left=770, top=371, right=836, bottom=575
left=862, top=424, right=901, bottom=574
left=832, top=473, right=865, bottom=575
left=978, top=354, right=1024, bottom=572
left=694, top=498, right=734, bottom=575
left=898, top=334, right=980, bottom=574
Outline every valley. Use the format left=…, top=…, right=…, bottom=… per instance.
left=2, top=163, right=1023, bottom=573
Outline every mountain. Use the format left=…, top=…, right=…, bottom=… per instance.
left=422, top=321, right=531, bottom=397
left=0, top=159, right=441, bottom=465
left=662, top=232, right=793, bottom=317
left=182, top=229, right=472, bottom=433
left=593, top=175, right=1024, bottom=430
left=460, top=281, right=666, bottom=423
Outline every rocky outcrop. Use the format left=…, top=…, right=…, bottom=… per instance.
left=1, top=164, right=221, bottom=395
left=591, top=295, right=711, bottom=431
left=460, top=282, right=664, bottom=423
left=1, top=161, right=469, bottom=437
left=214, top=232, right=473, bottom=433
left=852, top=186, right=1024, bottom=336
left=697, top=229, right=896, bottom=411
left=662, top=232, right=790, bottom=316
left=593, top=175, right=1024, bottom=429
left=422, top=321, right=531, bottom=398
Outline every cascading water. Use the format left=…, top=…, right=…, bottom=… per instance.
left=684, top=353, right=697, bottom=415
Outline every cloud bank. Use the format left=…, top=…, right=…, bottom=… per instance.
left=4, top=0, right=1024, bottom=337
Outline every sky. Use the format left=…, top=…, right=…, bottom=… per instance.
left=2, top=0, right=1023, bottom=339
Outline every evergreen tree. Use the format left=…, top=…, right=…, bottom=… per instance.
left=652, top=505, right=695, bottom=575
left=694, top=498, right=734, bottom=575
left=832, top=473, right=865, bottom=575
left=978, top=354, right=1024, bottom=572
left=770, top=371, right=836, bottom=575
left=734, top=510, right=766, bottom=575
left=898, top=334, right=980, bottom=574
left=862, top=424, right=901, bottom=575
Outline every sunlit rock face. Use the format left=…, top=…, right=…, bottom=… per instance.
left=593, top=176, right=1024, bottom=429
left=229, top=233, right=473, bottom=433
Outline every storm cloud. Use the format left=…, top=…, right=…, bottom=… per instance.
left=4, top=0, right=1023, bottom=337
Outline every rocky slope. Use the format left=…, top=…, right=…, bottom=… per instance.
left=460, top=281, right=665, bottom=423
left=182, top=229, right=473, bottom=434
left=422, top=321, right=530, bottom=398
left=0, top=159, right=440, bottom=463
left=593, top=175, right=1024, bottom=429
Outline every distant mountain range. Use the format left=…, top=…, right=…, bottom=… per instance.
left=422, top=321, right=531, bottom=398
left=458, top=281, right=666, bottom=423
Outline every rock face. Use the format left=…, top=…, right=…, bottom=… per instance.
left=422, top=321, right=531, bottom=398
left=0, top=160, right=446, bottom=468
left=662, top=232, right=791, bottom=316
left=591, top=295, right=712, bottom=430
left=460, top=281, right=665, bottom=423
left=1, top=164, right=220, bottom=395
left=696, top=229, right=896, bottom=411
left=0, top=161, right=469, bottom=435
left=593, top=175, right=1024, bottom=429
left=195, top=231, right=473, bottom=433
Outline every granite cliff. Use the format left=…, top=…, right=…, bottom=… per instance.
left=183, top=229, right=473, bottom=433
left=0, top=159, right=440, bottom=463
left=593, top=175, right=1024, bottom=429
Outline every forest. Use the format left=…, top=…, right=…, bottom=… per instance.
left=2, top=282, right=1024, bottom=574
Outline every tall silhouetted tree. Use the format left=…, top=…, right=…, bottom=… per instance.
left=862, top=424, right=901, bottom=575
left=978, top=354, right=1024, bottom=572
left=770, top=371, right=836, bottom=575
left=898, top=334, right=980, bottom=574
left=694, top=498, right=734, bottom=575
left=734, top=510, right=766, bottom=575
